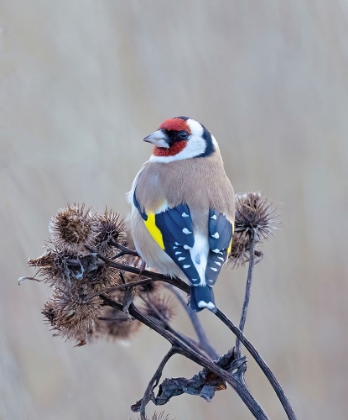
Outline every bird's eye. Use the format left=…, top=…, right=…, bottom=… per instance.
left=179, top=131, right=188, bottom=139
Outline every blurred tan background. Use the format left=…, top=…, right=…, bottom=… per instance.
left=1, top=1, right=347, bottom=419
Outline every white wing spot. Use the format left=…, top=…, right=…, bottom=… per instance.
left=191, top=278, right=199, bottom=283
left=212, top=249, right=220, bottom=253
left=198, top=301, right=216, bottom=310
left=182, top=212, right=189, bottom=218
left=215, top=261, right=222, bottom=266
left=182, top=228, right=191, bottom=234
left=211, top=214, right=217, bottom=220
left=211, top=232, right=220, bottom=239
left=183, top=264, right=191, bottom=269
left=218, top=256, right=224, bottom=261
left=175, top=242, right=179, bottom=245
left=178, top=257, right=185, bottom=261
left=210, top=267, right=218, bottom=272
left=183, top=244, right=191, bottom=250
left=175, top=251, right=182, bottom=255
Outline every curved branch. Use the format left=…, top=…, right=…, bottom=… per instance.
left=214, top=308, right=296, bottom=420
left=167, top=285, right=219, bottom=360
left=138, top=347, right=177, bottom=420
left=89, top=250, right=190, bottom=293
left=98, top=252, right=296, bottom=419
left=100, top=295, right=269, bottom=420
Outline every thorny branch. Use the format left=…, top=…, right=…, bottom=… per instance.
left=20, top=194, right=295, bottom=419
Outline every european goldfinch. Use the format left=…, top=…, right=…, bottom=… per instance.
left=128, top=117, right=235, bottom=312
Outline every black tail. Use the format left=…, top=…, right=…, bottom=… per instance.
left=190, top=285, right=215, bottom=312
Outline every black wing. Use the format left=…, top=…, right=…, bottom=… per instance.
left=155, top=204, right=201, bottom=285
left=205, top=209, right=233, bottom=286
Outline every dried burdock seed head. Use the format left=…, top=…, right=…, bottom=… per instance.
left=228, top=192, right=279, bottom=268
left=228, top=235, right=263, bottom=268
left=94, top=208, right=126, bottom=254
left=42, top=287, right=102, bottom=346
left=42, top=300, right=57, bottom=325
left=28, top=250, right=70, bottom=287
left=96, top=306, right=141, bottom=340
left=49, top=204, right=98, bottom=252
left=142, top=294, right=176, bottom=326
left=28, top=249, right=121, bottom=292
left=234, top=192, right=279, bottom=241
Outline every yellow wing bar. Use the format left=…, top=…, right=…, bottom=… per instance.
left=227, top=221, right=234, bottom=256
left=144, top=213, right=165, bottom=250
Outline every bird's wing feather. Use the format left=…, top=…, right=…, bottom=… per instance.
left=205, top=209, right=234, bottom=286
left=133, top=189, right=200, bottom=284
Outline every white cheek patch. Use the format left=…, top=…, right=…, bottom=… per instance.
left=211, top=135, right=219, bottom=149
left=149, top=136, right=206, bottom=163
left=187, top=118, right=204, bottom=137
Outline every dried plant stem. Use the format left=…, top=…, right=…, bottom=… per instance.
left=168, top=285, right=219, bottom=360
left=139, top=347, right=177, bottom=420
left=99, top=251, right=296, bottom=417
left=96, top=250, right=296, bottom=419
left=214, top=309, right=297, bottom=420
left=87, top=249, right=190, bottom=292
left=236, top=230, right=255, bottom=358
left=140, top=295, right=204, bottom=355
left=100, top=295, right=269, bottom=420
left=110, top=241, right=139, bottom=256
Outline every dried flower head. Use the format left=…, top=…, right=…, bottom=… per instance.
left=229, top=234, right=263, bottom=268
left=234, top=192, right=279, bottom=241
left=49, top=204, right=98, bottom=252
left=42, top=287, right=102, bottom=346
left=228, top=192, right=279, bottom=268
left=142, top=294, right=176, bottom=327
left=94, top=208, right=126, bottom=254
left=96, top=306, right=142, bottom=340
left=29, top=249, right=121, bottom=292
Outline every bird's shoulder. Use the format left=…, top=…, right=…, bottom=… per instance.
left=133, top=156, right=234, bottom=218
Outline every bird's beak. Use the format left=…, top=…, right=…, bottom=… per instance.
left=143, top=130, right=170, bottom=149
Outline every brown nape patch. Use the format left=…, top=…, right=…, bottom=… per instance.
left=159, top=118, right=191, bottom=134
left=153, top=141, right=187, bottom=156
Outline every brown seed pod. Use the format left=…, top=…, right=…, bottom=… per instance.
left=29, top=248, right=121, bottom=292
left=228, top=192, right=279, bottom=268
left=94, top=208, right=126, bottom=254
left=228, top=234, right=263, bottom=268
left=48, top=204, right=98, bottom=253
left=42, top=287, right=102, bottom=346
left=234, top=192, right=279, bottom=242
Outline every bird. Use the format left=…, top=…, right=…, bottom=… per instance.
left=128, top=116, right=235, bottom=312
